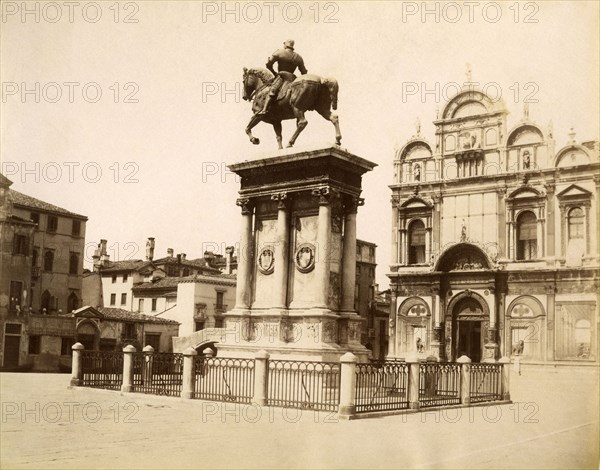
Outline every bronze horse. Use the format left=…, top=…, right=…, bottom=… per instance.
left=242, top=67, right=341, bottom=149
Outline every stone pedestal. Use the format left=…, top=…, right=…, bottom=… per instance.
left=218, top=146, right=376, bottom=361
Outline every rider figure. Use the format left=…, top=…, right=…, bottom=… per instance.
left=259, top=39, right=307, bottom=115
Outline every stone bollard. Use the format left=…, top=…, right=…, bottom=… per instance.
left=142, top=345, right=154, bottom=386
left=121, top=345, right=136, bottom=393
left=253, top=350, right=269, bottom=406
left=498, top=356, right=511, bottom=400
left=181, top=347, right=198, bottom=399
left=408, top=360, right=421, bottom=410
left=338, top=352, right=357, bottom=419
left=70, top=342, right=84, bottom=386
left=457, top=355, right=472, bottom=405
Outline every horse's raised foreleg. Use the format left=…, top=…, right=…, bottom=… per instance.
left=245, top=114, right=263, bottom=145
left=287, top=109, right=308, bottom=148
left=272, top=121, right=283, bottom=150
left=316, top=107, right=342, bottom=145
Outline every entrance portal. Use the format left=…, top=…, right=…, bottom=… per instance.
left=457, top=320, right=482, bottom=362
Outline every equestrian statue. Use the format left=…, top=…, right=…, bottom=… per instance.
left=242, top=39, right=341, bottom=149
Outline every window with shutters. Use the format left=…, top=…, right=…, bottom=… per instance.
left=517, top=211, right=537, bottom=260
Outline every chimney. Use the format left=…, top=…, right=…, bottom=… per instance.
left=203, top=250, right=215, bottom=267
left=167, top=248, right=174, bottom=258
left=181, top=253, right=186, bottom=261
left=225, top=246, right=234, bottom=275
left=146, top=237, right=155, bottom=261
left=176, top=254, right=182, bottom=263
left=99, top=239, right=110, bottom=267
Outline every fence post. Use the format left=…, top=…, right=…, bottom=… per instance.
left=498, top=356, right=511, bottom=400
left=338, top=352, right=357, bottom=419
left=121, top=345, right=136, bottom=393
left=408, top=360, right=420, bottom=410
left=142, top=345, right=154, bottom=386
left=70, top=342, right=84, bottom=386
left=457, top=355, right=471, bottom=405
left=253, top=350, right=269, bottom=406
left=182, top=347, right=198, bottom=399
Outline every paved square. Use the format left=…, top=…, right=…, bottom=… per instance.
left=1, top=367, right=598, bottom=469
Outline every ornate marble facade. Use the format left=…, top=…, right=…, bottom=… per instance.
left=388, top=84, right=599, bottom=364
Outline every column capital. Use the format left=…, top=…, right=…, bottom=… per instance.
left=270, top=192, right=289, bottom=210
left=391, top=195, right=401, bottom=208
left=312, top=187, right=337, bottom=205
left=236, top=198, right=254, bottom=215
left=343, top=196, right=364, bottom=214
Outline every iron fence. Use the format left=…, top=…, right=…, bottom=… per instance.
left=81, top=351, right=123, bottom=390
left=355, top=361, right=409, bottom=413
left=419, top=363, right=461, bottom=408
left=194, top=357, right=255, bottom=403
left=268, top=360, right=340, bottom=411
left=132, top=352, right=183, bottom=397
left=470, top=363, right=502, bottom=403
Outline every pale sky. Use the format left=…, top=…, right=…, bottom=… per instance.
left=2, top=0, right=599, bottom=289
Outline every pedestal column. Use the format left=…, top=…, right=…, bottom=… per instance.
left=341, top=197, right=361, bottom=312
left=391, top=196, right=400, bottom=265
left=271, top=193, right=289, bottom=309
left=388, top=288, right=398, bottom=358
left=235, top=198, right=254, bottom=309
left=313, top=188, right=332, bottom=309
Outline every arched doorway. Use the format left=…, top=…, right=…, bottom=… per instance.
left=454, top=297, right=485, bottom=362
left=76, top=321, right=100, bottom=350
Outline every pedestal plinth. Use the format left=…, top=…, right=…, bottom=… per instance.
left=218, top=146, right=376, bottom=361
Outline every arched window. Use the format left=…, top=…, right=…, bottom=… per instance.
left=568, top=207, right=584, bottom=240
left=69, top=253, right=79, bottom=275
left=41, top=290, right=52, bottom=312
left=517, top=211, right=537, bottom=260
left=67, top=292, right=79, bottom=312
left=43, top=250, right=54, bottom=271
left=408, top=219, right=426, bottom=264
left=32, top=249, right=38, bottom=267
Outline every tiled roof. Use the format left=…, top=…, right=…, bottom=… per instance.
left=72, top=306, right=179, bottom=324
left=9, top=189, right=87, bottom=219
left=153, top=256, right=222, bottom=273
left=134, top=273, right=237, bottom=291
left=133, top=276, right=187, bottom=291
left=0, top=173, right=13, bottom=187
left=100, top=260, right=153, bottom=273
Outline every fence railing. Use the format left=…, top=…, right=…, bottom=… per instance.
left=133, top=352, right=184, bottom=397
left=268, top=360, right=341, bottom=412
left=355, top=361, right=409, bottom=413
left=80, top=350, right=123, bottom=390
left=470, top=363, right=502, bottom=403
left=194, top=357, right=255, bottom=403
left=71, top=345, right=511, bottom=419
left=418, top=363, right=461, bottom=408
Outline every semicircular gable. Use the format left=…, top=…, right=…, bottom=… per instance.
left=507, top=124, right=544, bottom=146
left=397, top=139, right=433, bottom=162
left=434, top=243, right=492, bottom=271
left=442, top=90, right=505, bottom=120
left=554, top=145, right=591, bottom=168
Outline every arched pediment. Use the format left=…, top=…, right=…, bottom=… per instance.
left=507, top=295, right=545, bottom=318
left=441, top=89, right=507, bottom=120
left=395, top=139, right=433, bottom=162
left=507, top=185, right=543, bottom=200
left=506, top=123, right=544, bottom=147
left=398, top=297, right=431, bottom=317
left=434, top=243, right=493, bottom=272
left=553, top=144, right=592, bottom=168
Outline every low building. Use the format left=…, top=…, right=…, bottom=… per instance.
left=71, top=306, right=179, bottom=352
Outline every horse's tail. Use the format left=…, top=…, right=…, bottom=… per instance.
left=322, top=78, right=338, bottom=110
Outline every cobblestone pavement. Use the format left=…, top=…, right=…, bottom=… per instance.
left=1, top=367, right=598, bottom=469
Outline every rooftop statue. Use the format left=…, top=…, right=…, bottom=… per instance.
left=242, top=39, right=341, bottom=149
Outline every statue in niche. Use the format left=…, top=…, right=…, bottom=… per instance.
left=416, top=337, right=424, bottom=353
left=414, top=164, right=421, bottom=182
left=522, top=150, right=531, bottom=169
left=460, top=219, right=468, bottom=242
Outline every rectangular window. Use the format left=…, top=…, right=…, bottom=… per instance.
left=110, top=293, right=116, bottom=306
left=5, top=323, right=22, bottom=335
left=195, top=321, right=205, bottom=332
left=30, top=212, right=40, bottom=226
left=72, top=220, right=81, bottom=236
left=28, top=335, right=41, bottom=354
left=9, top=281, right=23, bottom=313
left=138, top=299, right=144, bottom=312
left=69, top=252, right=79, bottom=275
left=61, top=337, right=74, bottom=356
left=151, top=299, right=157, bottom=312
left=123, top=274, right=128, bottom=282
left=121, top=293, right=127, bottom=305
left=13, top=235, right=29, bottom=255
left=123, top=323, right=136, bottom=339
left=47, top=216, right=58, bottom=233
left=214, top=318, right=223, bottom=328
left=216, top=291, right=224, bottom=309
left=112, top=275, right=117, bottom=283
left=145, top=333, right=161, bottom=351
